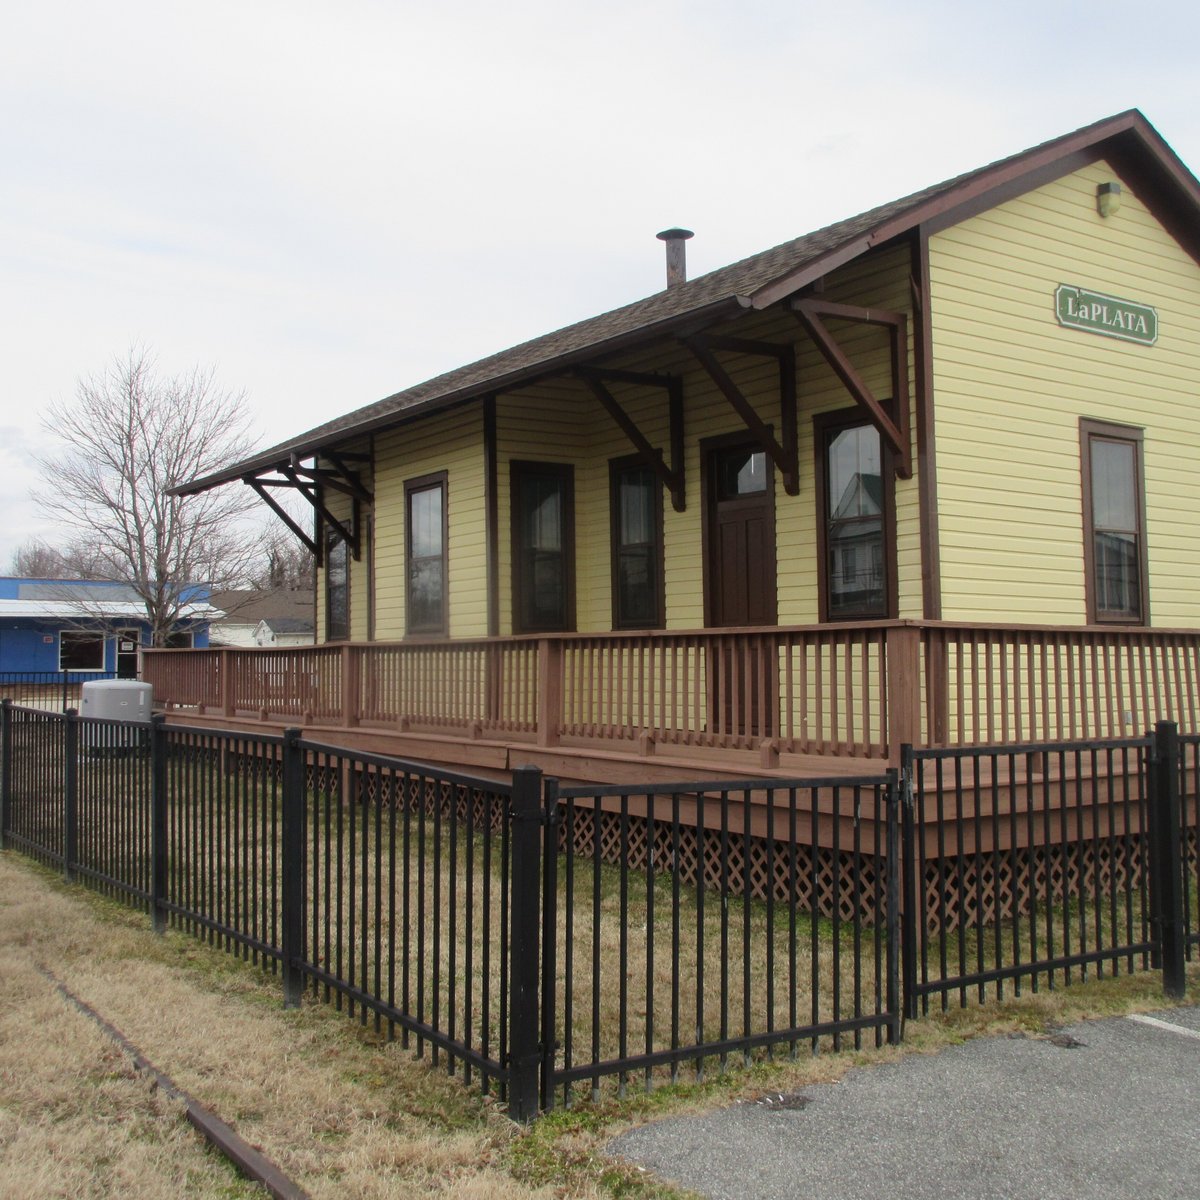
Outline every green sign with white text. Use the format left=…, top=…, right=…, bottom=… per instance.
left=1055, top=284, right=1157, bottom=346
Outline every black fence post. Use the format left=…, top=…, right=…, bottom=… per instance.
left=1151, top=721, right=1186, bottom=999
left=508, top=764, right=543, bottom=1123
left=63, top=708, right=79, bottom=883
left=0, top=697, right=12, bottom=850
left=150, top=714, right=169, bottom=933
left=281, top=728, right=306, bottom=1008
left=884, top=768, right=902, bottom=1044
left=539, top=776, right=560, bottom=1111
left=899, top=745, right=919, bottom=1023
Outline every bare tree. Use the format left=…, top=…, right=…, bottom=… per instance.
left=8, top=535, right=109, bottom=579
left=9, top=537, right=70, bottom=577
left=35, top=350, right=260, bottom=645
left=248, top=524, right=316, bottom=591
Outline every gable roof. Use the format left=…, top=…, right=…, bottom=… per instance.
left=179, top=109, right=1200, bottom=496
left=208, top=588, right=315, bottom=626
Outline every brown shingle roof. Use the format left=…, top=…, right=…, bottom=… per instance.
left=180, top=109, right=1198, bottom=494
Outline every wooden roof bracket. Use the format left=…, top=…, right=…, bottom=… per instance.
left=575, top=367, right=686, bottom=512
left=244, top=475, right=318, bottom=557
left=280, top=465, right=360, bottom=559
left=289, top=451, right=374, bottom=504
left=791, top=298, right=911, bottom=479
left=683, top=335, right=799, bottom=494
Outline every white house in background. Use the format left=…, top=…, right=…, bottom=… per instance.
left=253, top=616, right=316, bottom=647
left=208, top=589, right=315, bottom=648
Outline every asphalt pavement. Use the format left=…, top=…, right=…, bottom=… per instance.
left=607, top=1006, right=1200, bottom=1200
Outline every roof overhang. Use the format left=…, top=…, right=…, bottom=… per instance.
left=175, top=110, right=1200, bottom=499
left=173, top=295, right=749, bottom=496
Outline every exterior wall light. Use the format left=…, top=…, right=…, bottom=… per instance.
left=1097, top=181, right=1122, bottom=218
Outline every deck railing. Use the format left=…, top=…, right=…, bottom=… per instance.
left=143, top=621, right=1200, bottom=760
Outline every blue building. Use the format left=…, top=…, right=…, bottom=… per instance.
left=0, top=578, right=219, bottom=681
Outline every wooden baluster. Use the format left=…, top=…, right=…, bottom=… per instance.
left=536, top=638, right=562, bottom=747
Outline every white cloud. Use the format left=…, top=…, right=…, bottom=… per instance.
left=1, top=0, right=1199, bottom=558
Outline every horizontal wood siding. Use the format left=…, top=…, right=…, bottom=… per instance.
left=373, top=406, right=487, bottom=640
left=929, top=159, right=1200, bottom=626
left=786, top=244, right=921, bottom=623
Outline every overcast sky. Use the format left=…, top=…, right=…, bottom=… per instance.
left=3, top=0, right=1198, bottom=569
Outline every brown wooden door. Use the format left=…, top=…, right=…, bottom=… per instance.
left=705, top=444, right=777, bottom=738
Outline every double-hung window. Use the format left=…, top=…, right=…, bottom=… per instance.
left=816, top=412, right=895, bottom=621
left=610, top=457, right=663, bottom=629
left=405, top=473, right=448, bottom=635
left=512, top=461, right=574, bottom=633
left=325, top=529, right=349, bottom=641
left=1081, top=419, right=1147, bottom=624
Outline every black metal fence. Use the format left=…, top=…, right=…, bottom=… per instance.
left=0, top=698, right=1195, bottom=1123
left=539, top=774, right=900, bottom=1110
left=0, top=671, right=117, bottom=711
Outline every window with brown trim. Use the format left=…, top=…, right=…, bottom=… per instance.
left=1081, top=419, right=1147, bottom=624
left=610, top=457, right=664, bottom=629
left=512, top=461, right=574, bottom=633
left=325, top=528, right=349, bottom=641
left=815, top=410, right=895, bottom=621
left=405, top=473, right=448, bottom=635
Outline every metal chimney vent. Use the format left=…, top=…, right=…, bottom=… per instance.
left=656, top=227, right=694, bottom=289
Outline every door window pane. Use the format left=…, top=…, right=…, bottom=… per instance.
left=717, top=449, right=767, bottom=498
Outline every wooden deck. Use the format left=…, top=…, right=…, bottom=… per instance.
left=144, top=620, right=1200, bottom=780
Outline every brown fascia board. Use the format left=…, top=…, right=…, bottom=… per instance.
left=172, top=294, right=748, bottom=496
left=750, top=110, right=1200, bottom=308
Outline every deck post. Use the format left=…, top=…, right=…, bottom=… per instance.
left=536, top=639, right=562, bottom=748
left=886, top=625, right=922, bottom=765
left=219, top=648, right=235, bottom=718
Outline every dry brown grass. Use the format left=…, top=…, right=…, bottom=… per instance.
left=0, top=852, right=612, bottom=1200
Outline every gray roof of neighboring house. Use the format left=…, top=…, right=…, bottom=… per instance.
left=178, top=110, right=1200, bottom=496
left=260, top=617, right=315, bottom=634
left=209, top=589, right=315, bottom=626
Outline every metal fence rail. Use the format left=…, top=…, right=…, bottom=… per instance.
left=1180, top=734, right=1200, bottom=959
left=0, top=671, right=116, bottom=712
left=539, top=774, right=900, bottom=1109
left=3, top=705, right=68, bottom=869
left=1, top=696, right=1195, bottom=1123
left=294, top=737, right=517, bottom=1097
left=902, top=725, right=1191, bottom=1016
